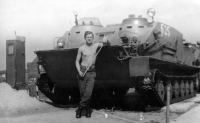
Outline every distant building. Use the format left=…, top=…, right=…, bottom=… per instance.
left=0, top=70, right=28, bottom=83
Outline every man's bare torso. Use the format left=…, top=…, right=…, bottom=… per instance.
left=80, top=43, right=99, bottom=67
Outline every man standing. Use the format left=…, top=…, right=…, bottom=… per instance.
left=75, top=31, right=110, bottom=118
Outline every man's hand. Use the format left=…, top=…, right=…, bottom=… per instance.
left=102, top=36, right=111, bottom=46
left=103, top=37, right=108, bottom=43
left=78, top=71, right=84, bottom=77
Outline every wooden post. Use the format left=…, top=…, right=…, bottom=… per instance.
left=166, top=85, right=170, bottom=123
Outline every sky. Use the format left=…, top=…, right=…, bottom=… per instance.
left=0, top=0, right=200, bottom=70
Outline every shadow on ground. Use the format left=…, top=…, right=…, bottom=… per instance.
left=39, top=92, right=162, bottom=113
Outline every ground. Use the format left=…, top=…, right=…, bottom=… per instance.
left=0, top=82, right=200, bottom=123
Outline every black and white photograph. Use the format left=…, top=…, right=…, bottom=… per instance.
left=0, top=0, right=200, bottom=123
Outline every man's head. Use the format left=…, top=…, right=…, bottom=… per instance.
left=84, top=31, right=94, bottom=45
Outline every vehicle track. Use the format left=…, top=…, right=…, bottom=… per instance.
left=141, top=69, right=197, bottom=107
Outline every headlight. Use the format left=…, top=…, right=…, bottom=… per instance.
left=147, top=8, right=156, bottom=17
left=57, top=39, right=65, bottom=48
left=53, top=37, right=65, bottom=49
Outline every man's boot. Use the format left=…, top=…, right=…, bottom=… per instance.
left=85, top=107, right=91, bottom=118
left=76, top=107, right=83, bottom=118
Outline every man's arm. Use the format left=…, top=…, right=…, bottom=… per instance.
left=101, top=36, right=111, bottom=46
left=75, top=47, right=83, bottom=77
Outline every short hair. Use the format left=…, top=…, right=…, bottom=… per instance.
left=84, top=31, right=94, bottom=39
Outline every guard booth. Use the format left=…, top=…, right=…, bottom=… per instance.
left=6, top=36, right=26, bottom=89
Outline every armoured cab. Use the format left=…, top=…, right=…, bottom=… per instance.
left=119, top=14, right=149, bottom=45
left=61, top=17, right=103, bottom=49
left=117, top=11, right=196, bottom=66
left=117, top=14, right=155, bottom=58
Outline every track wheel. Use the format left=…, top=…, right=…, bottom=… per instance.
left=189, top=81, right=194, bottom=95
left=179, top=80, right=185, bottom=97
left=156, top=81, right=165, bottom=101
left=185, top=81, right=189, bottom=96
left=173, top=81, right=179, bottom=98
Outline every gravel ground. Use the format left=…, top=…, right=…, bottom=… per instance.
left=104, top=110, right=181, bottom=123
left=0, top=107, right=181, bottom=123
left=0, top=83, right=199, bottom=123
left=0, top=109, right=134, bottom=123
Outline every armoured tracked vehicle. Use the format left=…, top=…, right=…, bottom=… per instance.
left=29, top=9, right=200, bottom=107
